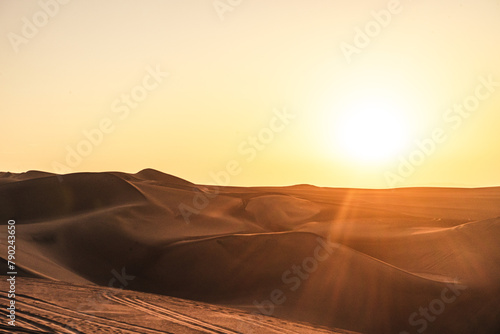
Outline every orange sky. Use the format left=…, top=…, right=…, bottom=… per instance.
left=1, top=0, right=500, bottom=188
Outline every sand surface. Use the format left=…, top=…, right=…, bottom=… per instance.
left=1, top=169, right=499, bottom=333
left=0, top=276, right=351, bottom=333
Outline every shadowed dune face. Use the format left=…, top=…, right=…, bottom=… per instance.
left=1, top=170, right=500, bottom=333
left=0, top=173, right=147, bottom=222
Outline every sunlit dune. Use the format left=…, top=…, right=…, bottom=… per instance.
left=1, top=169, right=500, bottom=333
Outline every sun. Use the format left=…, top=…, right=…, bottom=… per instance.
left=335, top=98, right=410, bottom=164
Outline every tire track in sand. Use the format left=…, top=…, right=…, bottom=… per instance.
left=104, top=293, right=238, bottom=334
left=0, top=292, right=171, bottom=334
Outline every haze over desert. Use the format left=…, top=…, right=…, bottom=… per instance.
left=2, top=0, right=500, bottom=333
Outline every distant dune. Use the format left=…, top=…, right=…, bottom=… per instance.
left=1, top=169, right=500, bottom=333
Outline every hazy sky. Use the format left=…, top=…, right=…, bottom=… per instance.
left=2, top=0, right=500, bottom=188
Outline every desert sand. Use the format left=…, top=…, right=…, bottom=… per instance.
left=1, top=169, right=499, bottom=333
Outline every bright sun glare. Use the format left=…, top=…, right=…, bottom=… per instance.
left=336, top=98, right=410, bottom=164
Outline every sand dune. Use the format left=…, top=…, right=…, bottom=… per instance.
left=0, top=276, right=347, bottom=334
left=1, top=169, right=500, bottom=333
